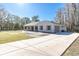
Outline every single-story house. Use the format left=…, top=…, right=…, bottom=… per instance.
left=24, top=21, right=66, bottom=33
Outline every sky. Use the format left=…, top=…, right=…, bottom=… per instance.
left=1, top=3, right=64, bottom=21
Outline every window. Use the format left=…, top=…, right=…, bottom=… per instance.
left=35, top=26, right=38, bottom=31
left=28, top=27, right=30, bottom=29
left=61, top=26, right=64, bottom=28
left=47, top=26, right=51, bottom=30
left=40, top=26, right=43, bottom=30
left=25, top=26, right=27, bottom=29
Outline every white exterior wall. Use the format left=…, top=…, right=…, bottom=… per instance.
left=59, top=25, right=67, bottom=32
left=37, top=22, right=55, bottom=33
left=24, top=21, right=67, bottom=33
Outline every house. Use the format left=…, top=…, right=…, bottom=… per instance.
left=24, top=21, right=66, bottom=33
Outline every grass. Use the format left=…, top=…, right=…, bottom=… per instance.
left=63, top=38, right=79, bottom=56
left=0, top=31, right=31, bottom=44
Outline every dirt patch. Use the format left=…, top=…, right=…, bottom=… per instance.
left=63, top=37, right=79, bottom=56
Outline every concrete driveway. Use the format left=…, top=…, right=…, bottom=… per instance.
left=23, top=31, right=51, bottom=37
left=0, top=32, right=79, bottom=56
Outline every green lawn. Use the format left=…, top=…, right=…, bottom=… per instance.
left=0, top=31, right=31, bottom=44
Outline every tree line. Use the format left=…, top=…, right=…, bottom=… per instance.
left=1, top=3, right=79, bottom=32
left=55, top=3, right=79, bottom=32
left=0, top=8, right=40, bottom=31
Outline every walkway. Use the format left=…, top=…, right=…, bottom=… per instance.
left=0, top=32, right=79, bottom=56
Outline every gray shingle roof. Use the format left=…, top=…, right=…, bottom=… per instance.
left=24, top=22, right=39, bottom=26
left=24, top=21, right=59, bottom=26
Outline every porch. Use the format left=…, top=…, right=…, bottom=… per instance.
left=24, top=26, right=38, bottom=31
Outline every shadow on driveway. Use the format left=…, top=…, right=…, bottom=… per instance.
left=55, top=32, right=73, bottom=35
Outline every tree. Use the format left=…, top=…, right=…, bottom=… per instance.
left=55, top=8, right=65, bottom=25
left=55, top=3, right=79, bottom=32
left=64, top=3, right=79, bottom=31
left=0, top=8, right=8, bottom=30
left=22, top=17, right=30, bottom=24
left=31, top=16, right=39, bottom=22
left=0, top=5, right=41, bottom=31
left=20, top=17, right=31, bottom=29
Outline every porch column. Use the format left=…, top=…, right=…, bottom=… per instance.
left=34, top=26, right=35, bottom=31
left=27, top=26, right=30, bottom=31
left=27, top=26, right=29, bottom=30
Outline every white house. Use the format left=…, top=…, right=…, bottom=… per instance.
left=24, top=21, right=66, bottom=33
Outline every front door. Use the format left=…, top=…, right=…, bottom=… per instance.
left=31, top=26, right=34, bottom=31
left=35, top=26, right=38, bottom=31
left=55, top=26, right=60, bottom=32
